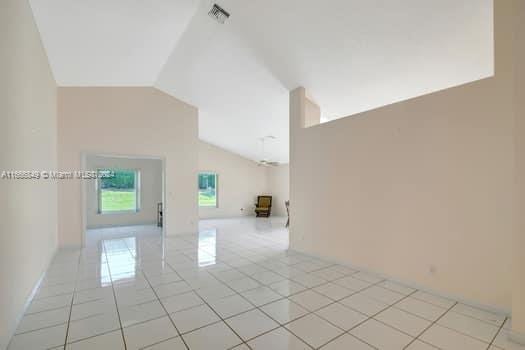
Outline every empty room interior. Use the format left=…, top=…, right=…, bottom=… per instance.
left=1, top=0, right=525, bottom=349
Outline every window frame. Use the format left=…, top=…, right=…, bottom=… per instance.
left=198, top=171, right=218, bottom=208
left=97, top=168, right=141, bottom=214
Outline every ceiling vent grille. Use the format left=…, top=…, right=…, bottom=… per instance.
left=208, top=4, right=230, bottom=24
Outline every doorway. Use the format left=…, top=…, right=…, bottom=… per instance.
left=80, top=153, right=166, bottom=246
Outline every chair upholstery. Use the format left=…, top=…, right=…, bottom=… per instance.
left=255, top=195, right=272, bottom=217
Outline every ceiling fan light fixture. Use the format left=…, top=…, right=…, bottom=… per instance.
left=256, top=136, right=279, bottom=167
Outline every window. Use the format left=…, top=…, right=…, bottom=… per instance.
left=198, top=172, right=217, bottom=207
left=98, top=169, right=140, bottom=213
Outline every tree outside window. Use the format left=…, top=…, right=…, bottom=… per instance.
left=198, top=172, right=217, bottom=207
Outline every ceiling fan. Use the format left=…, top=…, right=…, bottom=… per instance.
left=257, top=136, right=280, bottom=167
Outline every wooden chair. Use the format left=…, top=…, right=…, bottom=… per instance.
left=285, top=200, right=290, bottom=228
left=157, top=202, right=163, bottom=227
left=255, top=196, right=272, bottom=217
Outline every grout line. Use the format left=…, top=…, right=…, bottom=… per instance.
left=177, top=240, right=337, bottom=346
left=398, top=301, right=506, bottom=350
left=167, top=236, right=386, bottom=349
left=401, top=300, right=457, bottom=350
left=165, top=260, right=262, bottom=349
left=425, top=320, right=502, bottom=348
left=94, top=242, right=338, bottom=350
left=12, top=320, right=69, bottom=338
left=24, top=302, right=75, bottom=316
left=136, top=335, right=180, bottom=350
left=64, top=328, right=123, bottom=347
left=166, top=249, right=381, bottom=349
left=125, top=241, right=191, bottom=350
left=314, top=287, right=418, bottom=350
left=45, top=225, right=504, bottom=350
left=32, top=290, right=76, bottom=302
left=62, top=251, right=82, bottom=349
left=102, top=243, right=128, bottom=350
left=487, top=316, right=507, bottom=350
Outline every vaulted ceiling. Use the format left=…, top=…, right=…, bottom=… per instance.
left=30, top=0, right=493, bottom=163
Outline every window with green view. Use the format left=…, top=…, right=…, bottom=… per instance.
left=198, top=172, right=217, bottom=207
left=98, top=169, right=139, bottom=213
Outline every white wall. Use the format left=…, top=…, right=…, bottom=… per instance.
left=290, top=0, right=516, bottom=314
left=85, top=156, right=162, bottom=228
left=266, top=164, right=289, bottom=217
left=58, top=87, right=198, bottom=247
left=0, top=0, right=58, bottom=348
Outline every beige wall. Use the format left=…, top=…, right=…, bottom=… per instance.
left=86, top=156, right=162, bottom=228
left=0, top=0, right=58, bottom=348
left=198, top=141, right=289, bottom=219
left=290, top=0, right=516, bottom=313
left=58, top=87, right=198, bottom=246
left=198, top=141, right=267, bottom=218
left=513, top=0, right=525, bottom=336
left=266, top=164, right=290, bottom=217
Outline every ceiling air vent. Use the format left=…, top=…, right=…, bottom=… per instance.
left=208, top=4, right=230, bottom=24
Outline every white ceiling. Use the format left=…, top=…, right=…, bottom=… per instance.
left=30, top=0, right=494, bottom=163
left=29, top=0, right=199, bottom=85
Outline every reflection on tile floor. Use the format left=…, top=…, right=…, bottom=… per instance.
left=8, top=217, right=523, bottom=350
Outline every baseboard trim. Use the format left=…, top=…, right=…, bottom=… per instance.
left=3, top=248, right=56, bottom=350
left=287, top=247, right=510, bottom=317
left=86, top=221, right=157, bottom=229
left=198, top=215, right=288, bottom=220
left=58, top=244, right=82, bottom=250
left=509, top=329, right=525, bottom=345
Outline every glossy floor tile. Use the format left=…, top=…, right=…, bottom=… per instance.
left=260, top=298, right=309, bottom=325
left=225, top=309, right=279, bottom=341
left=350, top=319, right=413, bottom=349
left=7, top=218, right=519, bottom=349
left=248, top=327, right=310, bottom=350
left=123, top=316, right=178, bottom=350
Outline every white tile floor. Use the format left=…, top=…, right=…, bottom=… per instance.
left=8, top=217, right=524, bottom=350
